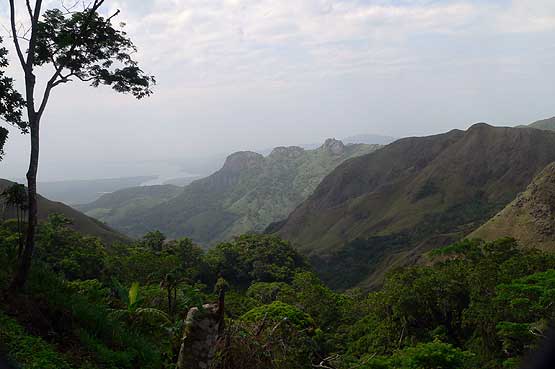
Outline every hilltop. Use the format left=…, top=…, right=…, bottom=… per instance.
left=273, top=124, right=555, bottom=289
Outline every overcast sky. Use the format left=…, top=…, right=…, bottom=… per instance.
left=1, top=0, right=555, bottom=181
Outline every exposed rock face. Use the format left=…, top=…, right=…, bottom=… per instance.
left=221, top=152, right=265, bottom=174
left=176, top=301, right=223, bottom=369
left=321, top=138, right=345, bottom=155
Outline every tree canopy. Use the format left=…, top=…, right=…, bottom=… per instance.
left=0, top=37, right=26, bottom=161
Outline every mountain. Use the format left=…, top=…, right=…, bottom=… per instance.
left=272, top=124, right=555, bottom=290
left=471, top=162, right=555, bottom=251
left=0, top=179, right=129, bottom=244
left=37, top=176, right=156, bottom=205
left=271, top=134, right=396, bottom=152
left=527, top=116, right=555, bottom=131
left=83, top=139, right=381, bottom=245
left=342, top=134, right=397, bottom=145
left=162, top=176, right=204, bottom=186
left=76, top=185, right=183, bottom=229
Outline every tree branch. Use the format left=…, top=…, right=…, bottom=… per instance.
left=25, top=0, right=43, bottom=69
left=60, top=0, right=81, bottom=14
left=107, top=9, right=121, bottom=23
left=37, top=0, right=105, bottom=118
left=26, top=1, right=34, bottom=21
left=8, top=0, right=27, bottom=71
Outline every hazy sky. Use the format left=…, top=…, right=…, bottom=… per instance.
left=1, top=0, right=555, bottom=181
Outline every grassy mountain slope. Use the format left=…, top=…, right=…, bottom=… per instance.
left=527, top=116, right=555, bottom=131
left=89, top=140, right=380, bottom=245
left=273, top=124, right=555, bottom=289
left=77, top=184, right=182, bottom=235
left=0, top=179, right=129, bottom=244
left=471, top=162, right=555, bottom=251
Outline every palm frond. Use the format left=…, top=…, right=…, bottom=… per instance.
left=135, top=307, right=172, bottom=324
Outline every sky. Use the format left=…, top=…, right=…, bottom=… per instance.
left=1, top=0, right=555, bottom=181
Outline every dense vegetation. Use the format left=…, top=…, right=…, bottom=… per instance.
left=1, top=213, right=554, bottom=368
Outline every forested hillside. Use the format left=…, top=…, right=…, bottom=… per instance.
left=77, top=185, right=183, bottom=229
left=0, top=180, right=128, bottom=244
left=274, top=124, right=555, bottom=289
left=82, top=139, right=380, bottom=245
left=1, top=217, right=554, bottom=369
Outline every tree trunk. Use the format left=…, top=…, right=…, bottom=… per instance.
left=16, top=207, right=23, bottom=259
left=168, top=287, right=173, bottom=317
left=9, top=118, right=39, bottom=292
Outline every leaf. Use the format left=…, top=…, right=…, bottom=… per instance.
left=135, top=308, right=172, bottom=325
left=128, top=281, right=140, bottom=308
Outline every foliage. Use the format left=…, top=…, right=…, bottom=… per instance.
left=205, top=234, right=309, bottom=287
left=23, top=264, right=162, bottom=368
left=141, top=230, right=166, bottom=251
left=0, top=37, right=26, bottom=161
left=347, top=238, right=555, bottom=368
left=246, top=281, right=295, bottom=304
left=0, top=312, right=72, bottom=369
left=36, top=214, right=107, bottom=280
left=35, top=7, right=155, bottom=98
left=359, top=340, right=476, bottom=369
left=7, top=0, right=155, bottom=293
left=241, top=301, right=315, bottom=330
left=2, top=215, right=555, bottom=369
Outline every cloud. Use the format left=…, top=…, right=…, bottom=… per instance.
left=1, top=0, right=555, bottom=181
left=495, top=0, right=555, bottom=33
left=3, top=0, right=552, bottom=88
left=92, top=0, right=553, bottom=90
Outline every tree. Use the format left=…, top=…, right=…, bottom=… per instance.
left=141, top=230, right=166, bottom=252
left=0, top=184, right=28, bottom=258
left=7, top=0, right=155, bottom=292
left=0, top=36, right=26, bottom=160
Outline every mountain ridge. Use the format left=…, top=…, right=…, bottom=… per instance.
left=82, top=139, right=381, bottom=245
left=273, top=123, right=555, bottom=289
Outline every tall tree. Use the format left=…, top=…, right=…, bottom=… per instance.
left=7, top=0, right=155, bottom=292
left=0, top=36, right=26, bottom=160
